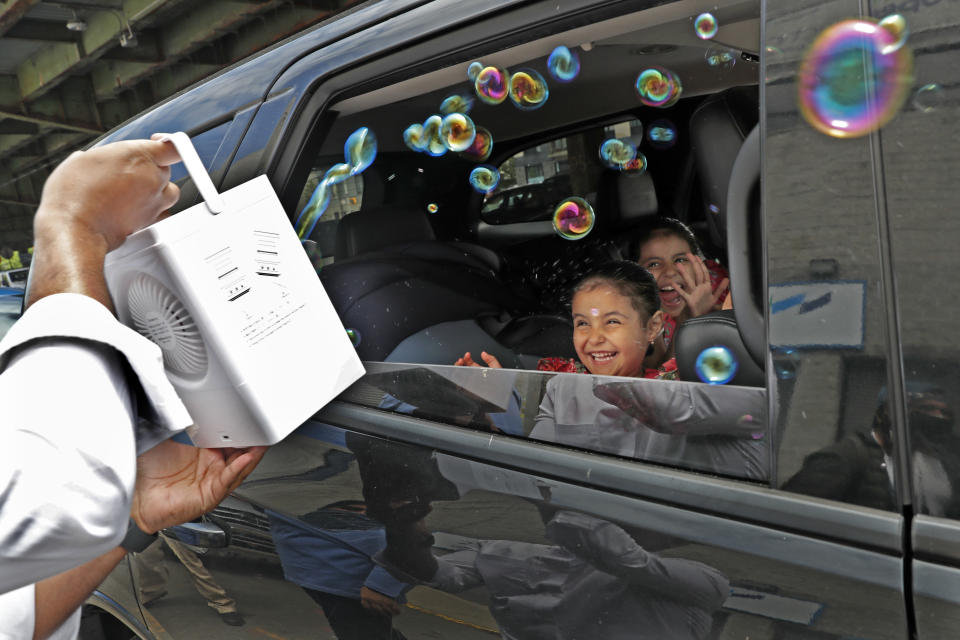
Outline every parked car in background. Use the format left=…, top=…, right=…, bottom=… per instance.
left=0, top=268, right=29, bottom=290
left=66, top=0, right=960, bottom=638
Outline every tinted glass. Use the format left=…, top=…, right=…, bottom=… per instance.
left=292, top=1, right=767, bottom=481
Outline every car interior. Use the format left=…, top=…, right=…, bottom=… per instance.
left=293, top=0, right=763, bottom=381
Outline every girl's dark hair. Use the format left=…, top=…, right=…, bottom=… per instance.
left=572, top=261, right=660, bottom=321
left=633, top=217, right=704, bottom=261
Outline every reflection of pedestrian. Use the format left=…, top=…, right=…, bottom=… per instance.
left=268, top=501, right=411, bottom=640
left=133, top=534, right=244, bottom=626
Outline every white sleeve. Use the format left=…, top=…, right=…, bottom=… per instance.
left=0, top=294, right=192, bottom=595
left=0, top=584, right=34, bottom=639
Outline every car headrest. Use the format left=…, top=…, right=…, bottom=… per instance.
left=689, top=85, right=759, bottom=250
left=596, top=169, right=658, bottom=231
left=335, top=206, right=436, bottom=260
left=674, top=309, right=765, bottom=387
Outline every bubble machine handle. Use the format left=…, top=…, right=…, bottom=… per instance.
left=158, top=131, right=225, bottom=215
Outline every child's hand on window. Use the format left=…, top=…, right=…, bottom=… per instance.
left=454, top=351, right=503, bottom=368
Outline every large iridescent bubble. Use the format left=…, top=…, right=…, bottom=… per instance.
left=694, top=12, right=718, bottom=40
left=695, top=346, right=738, bottom=384
left=552, top=197, right=595, bottom=240
left=469, top=165, right=500, bottom=194
left=509, top=69, right=549, bottom=110
left=460, top=126, right=493, bottom=162
left=440, top=94, right=474, bottom=116
left=636, top=67, right=682, bottom=108
left=599, top=138, right=637, bottom=170
left=547, top=45, right=580, bottom=82
left=798, top=17, right=914, bottom=138
left=344, top=127, right=377, bottom=175
left=647, top=119, right=677, bottom=149
left=440, top=113, right=477, bottom=152
left=296, top=127, right=378, bottom=239
left=475, top=65, right=509, bottom=105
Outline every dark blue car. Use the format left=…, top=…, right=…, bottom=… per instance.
left=75, top=0, right=960, bottom=638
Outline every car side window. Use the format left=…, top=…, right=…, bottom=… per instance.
left=292, top=1, right=775, bottom=484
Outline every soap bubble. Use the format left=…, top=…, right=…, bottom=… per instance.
left=622, top=152, right=647, bottom=174
left=346, top=328, right=362, bottom=348
left=460, top=126, right=493, bottom=162
left=422, top=115, right=447, bottom=156
left=296, top=127, right=378, bottom=238
left=403, top=123, right=425, bottom=152
left=547, top=45, right=580, bottom=82
left=469, top=165, right=500, bottom=193
left=913, top=83, right=943, bottom=112
left=441, top=113, right=477, bottom=152
left=695, top=12, right=718, bottom=40
left=467, top=61, right=484, bottom=82
left=695, top=346, right=738, bottom=384
left=879, top=14, right=908, bottom=54
left=705, top=47, right=737, bottom=69
left=772, top=348, right=799, bottom=380
left=427, top=203, right=439, bottom=214
left=345, top=127, right=377, bottom=175
left=798, top=18, right=914, bottom=138
left=475, top=65, right=509, bottom=105
left=552, top=197, right=595, bottom=240
left=636, top=67, right=682, bottom=107
left=301, top=239, right=324, bottom=272
left=647, top=119, right=677, bottom=149
left=509, top=69, right=549, bottom=110
left=440, top=93, right=474, bottom=115
left=599, top=138, right=637, bottom=170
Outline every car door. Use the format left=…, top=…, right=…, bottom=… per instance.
left=151, top=1, right=919, bottom=639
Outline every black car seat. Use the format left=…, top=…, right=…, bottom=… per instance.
left=596, top=168, right=661, bottom=260
left=688, top=85, right=759, bottom=252
left=674, top=310, right=764, bottom=386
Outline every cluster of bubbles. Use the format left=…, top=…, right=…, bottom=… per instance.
left=636, top=67, right=683, bottom=108
left=404, top=112, right=478, bottom=156
left=509, top=69, right=550, bottom=110
left=296, top=127, right=377, bottom=239
left=346, top=328, right=362, bottom=348
left=695, top=346, right=738, bottom=385
left=705, top=47, right=737, bottom=69
left=647, top=119, right=677, bottom=149
left=552, top=197, right=595, bottom=240
left=598, top=138, right=647, bottom=174
left=694, top=12, right=718, bottom=40
left=469, top=165, right=501, bottom=194
left=547, top=45, right=580, bottom=82
left=798, top=15, right=913, bottom=138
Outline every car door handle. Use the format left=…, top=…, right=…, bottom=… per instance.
left=164, top=521, right=228, bottom=548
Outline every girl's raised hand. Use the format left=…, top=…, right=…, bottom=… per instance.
left=675, top=253, right=717, bottom=318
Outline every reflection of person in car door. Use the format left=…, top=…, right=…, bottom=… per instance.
left=784, top=383, right=960, bottom=517
left=267, top=501, right=412, bottom=640
left=376, top=494, right=729, bottom=640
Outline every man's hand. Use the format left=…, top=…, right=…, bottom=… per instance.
left=29, top=137, right=182, bottom=310
left=35, top=138, right=181, bottom=253
left=130, top=439, right=267, bottom=535
left=360, top=586, right=402, bottom=617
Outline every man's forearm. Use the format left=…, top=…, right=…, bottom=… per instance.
left=27, top=217, right=112, bottom=312
left=32, top=546, right=126, bottom=640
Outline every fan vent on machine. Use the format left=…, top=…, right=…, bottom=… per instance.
left=127, top=273, right=208, bottom=378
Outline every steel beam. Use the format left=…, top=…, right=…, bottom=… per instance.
left=0, top=0, right=41, bottom=38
